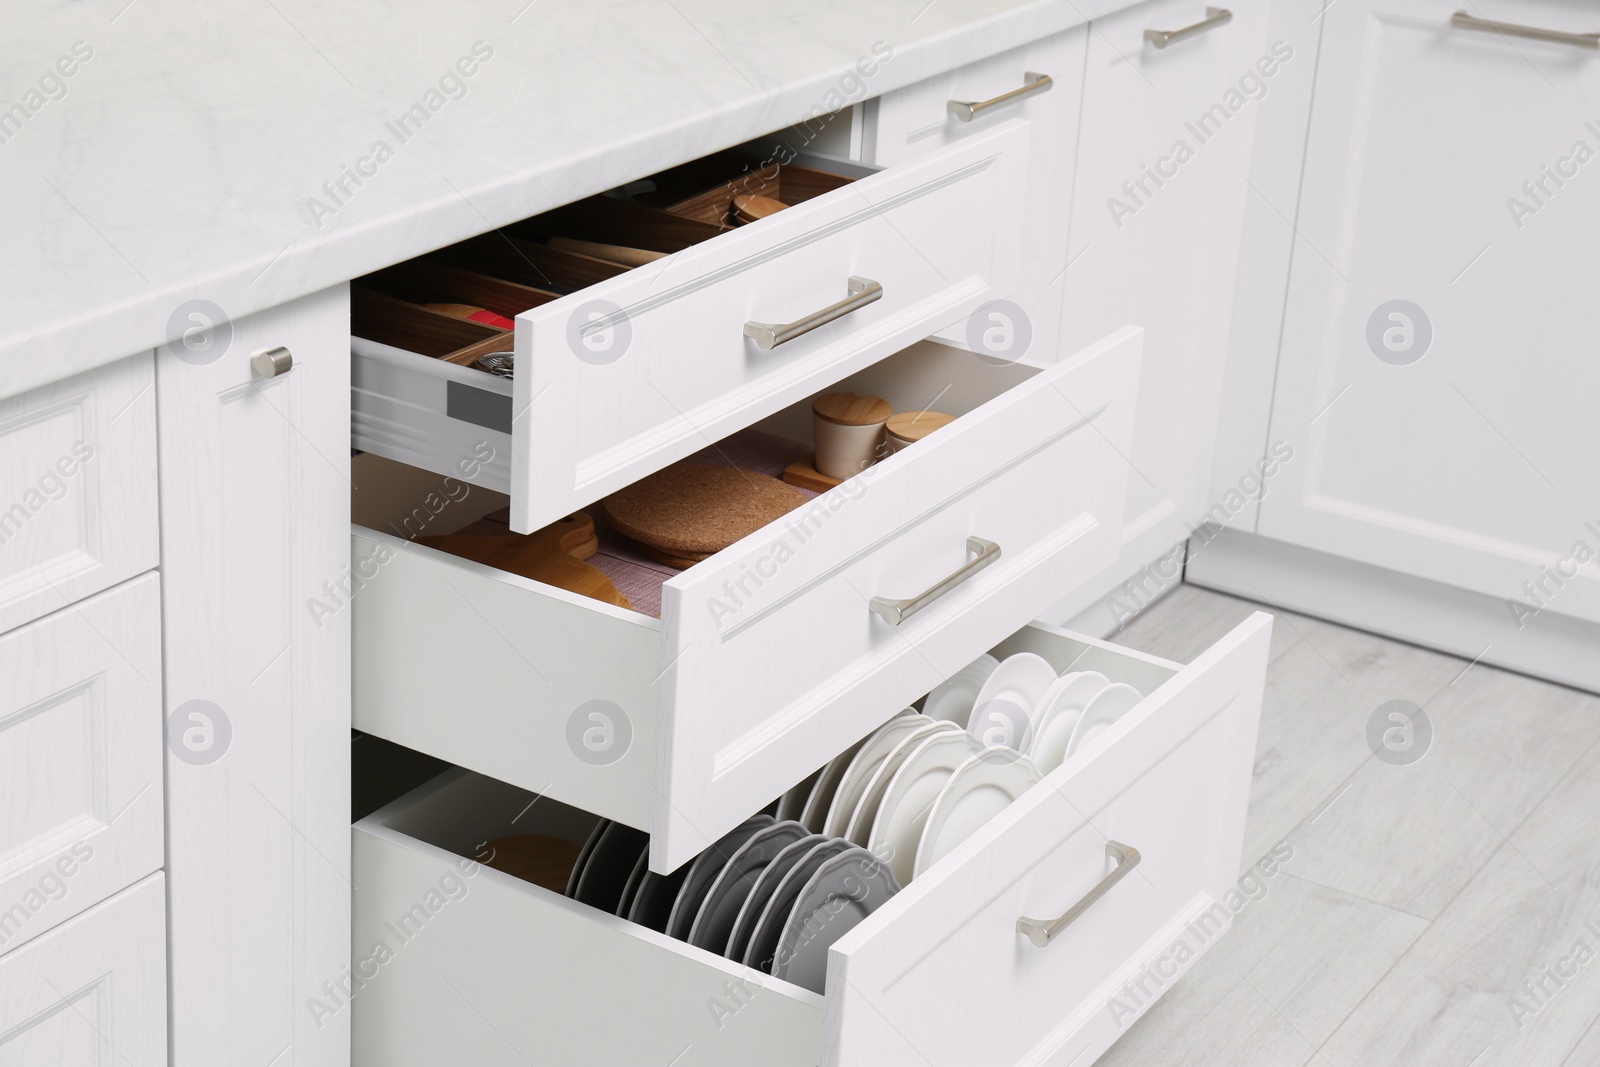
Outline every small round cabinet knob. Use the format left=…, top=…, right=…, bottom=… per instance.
left=250, top=346, right=293, bottom=379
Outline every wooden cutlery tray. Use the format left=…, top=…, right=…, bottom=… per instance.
left=351, top=149, right=861, bottom=372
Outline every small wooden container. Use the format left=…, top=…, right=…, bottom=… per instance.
left=885, top=410, right=957, bottom=453
left=812, top=392, right=892, bottom=480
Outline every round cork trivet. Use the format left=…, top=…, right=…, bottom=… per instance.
left=602, top=464, right=804, bottom=555
left=813, top=392, right=892, bottom=427
left=639, top=544, right=713, bottom=571
left=886, top=410, right=957, bottom=443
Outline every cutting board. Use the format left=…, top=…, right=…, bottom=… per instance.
left=417, top=512, right=630, bottom=609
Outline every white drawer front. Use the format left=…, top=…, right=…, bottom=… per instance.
left=657, top=328, right=1140, bottom=868
left=0, top=354, right=158, bottom=634
left=351, top=614, right=1269, bottom=1067
left=0, top=873, right=167, bottom=1067
left=510, top=120, right=1030, bottom=533
left=0, top=574, right=163, bottom=953
left=827, top=615, right=1271, bottom=1066
left=868, top=29, right=1088, bottom=362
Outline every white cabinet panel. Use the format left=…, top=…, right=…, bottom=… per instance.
left=158, top=286, right=351, bottom=1066
left=1260, top=0, right=1600, bottom=623
left=1056, top=0, right=1274, bottom=616
left=868, top=27, right=1089, bottom=364
left=0, top=354, right=158, bottom=635
left=0, top=575, right=162, bottom=953
left=0, top=874, right=167, bottom=1067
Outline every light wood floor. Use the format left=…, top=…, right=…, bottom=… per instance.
left=1098, top=584, right=1600, bottom=1067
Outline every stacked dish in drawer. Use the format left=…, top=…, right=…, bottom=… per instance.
left=353, top=612, right=1273, bottom=1067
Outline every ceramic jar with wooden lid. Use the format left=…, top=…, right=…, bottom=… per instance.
left=812, top=392, right=892, bottom=479
left=885, top=410, right=956, bottom=453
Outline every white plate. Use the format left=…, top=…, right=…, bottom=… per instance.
left=914, top=748, right=1041, bottom=878
left=775, top=767, right=822, bottom=823
left=1065, top=682, right=1143, bottom=759
left=922, top=653, right=1000, bottom=727
left=772, top=847, right=902, bottom=994
left=1027, top=671, right=1111, bottom=773
left=868, top=730, right=984, bottom=885
left=822, top=710, right=926, bottom=838
left=844, top=720, right=963, bottom=846
left=968, top=652, right=1057, bottom=751
left=799, top=731, right=872, bottom=833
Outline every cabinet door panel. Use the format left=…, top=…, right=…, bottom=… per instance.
left=158, top=286, right=350, bottom=1065
left=1059, top=0, right=1275, bottom=607
left=0, top=875, right=167, bottom=1067
left=1261, top=0, right=1600, bottom=622
left=868, top=28, right=1088, bottom=365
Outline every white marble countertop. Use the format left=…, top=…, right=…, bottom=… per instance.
left=2, top=0, right=1128, bottom=398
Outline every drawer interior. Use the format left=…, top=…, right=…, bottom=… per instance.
left=351, top=146, right=866, bottom=373
left=354, top=610, right=1272, bottom=1067
left=357, top=620, right=1183, bottom=998
left=353, top=338, right=1038, bottom=619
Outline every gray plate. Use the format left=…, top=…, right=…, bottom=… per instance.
left=615, top=847, right=651, bottom=918
left=564, top=818, right=609, bottom=898
left=725, top=833, right=827, bottom=964
left=626, top=862, right=690, bottom=933
left=573, top=822, right=648, bottom=913
left=773, top=846, right=902, bottom=994
left=665, top=813, right=774, bottom=941
left=742, top=838, right=854, bottom=974
left=686, top=820, right=810, bottom=953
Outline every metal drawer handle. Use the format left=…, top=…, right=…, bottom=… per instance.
left=869, top=536, right=1000, bottom=625
left=1017, top=841, right=1141, bottom=948
left=947, top=72, right=1053, bottom=122
left=250, top=346, right=293, bottom=379
left=744, top=277, right=882, bottom=351
left=1144, top=7, right=1233, bottom=48
left=1450, top=11, right=1599, bottom=48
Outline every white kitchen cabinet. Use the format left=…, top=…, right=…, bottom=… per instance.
left=0, top=873, right=167, bottom=1067
left=867, top=26, right=1090, bottom=366
left=351, top=613, right=1271, bottom=1067
left=1054, top=0, right=1274, bottom=625
left=0, top=575, right=163, bottom=954
left=1258, top=0, right=1600, bottom=623
left=158, top=287, right=351, bottom=1066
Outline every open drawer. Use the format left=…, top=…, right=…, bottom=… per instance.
left=352, top=328, right=1140, bottom=871
left=351, top=119, right=1031, bottom=534
left=351, top=612, right=1271, bottom=1067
